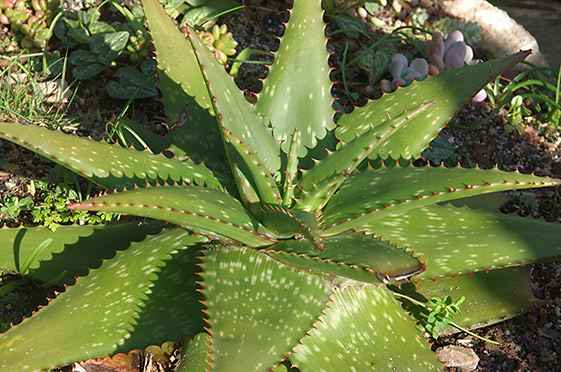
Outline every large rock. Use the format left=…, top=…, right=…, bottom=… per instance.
left=442, top=0, right=548, bottom=67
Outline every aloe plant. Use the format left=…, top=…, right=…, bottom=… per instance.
left=0, top=0, right=560, bottom=371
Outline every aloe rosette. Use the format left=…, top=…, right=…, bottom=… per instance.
left=0, top=0, right=560, bottom=371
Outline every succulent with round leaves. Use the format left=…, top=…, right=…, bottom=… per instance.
left=196, top=23, right=238, bottom=64
left=0, top=0, right=55, bottom=49
left=426, top=30, right=479, bottom=74
left=380, top=53, right=428, bottom=93
left=0, top=1, right=560, bottom=371
left=427, top=30, right=487, bottom=102
left=126, top=29, right=153, bottom=63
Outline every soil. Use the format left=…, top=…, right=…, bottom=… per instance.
left=0, top=1, right=560, bottom=371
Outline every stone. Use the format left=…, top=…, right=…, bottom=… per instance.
left=437, top=345, right=480, bottom=372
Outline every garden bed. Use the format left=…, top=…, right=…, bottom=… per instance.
left=0, top=0, right=560, bottom=371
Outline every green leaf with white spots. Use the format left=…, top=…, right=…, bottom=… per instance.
left=335, top=51, right=530, bottom=160
left=390, top=267, right=541, bottom=335
left=142, top=0, right=228, bottom=174
left=291, top=285, right=442, bottom=372
left=254, top=206, right=323, bottom=250
left=271, top=360, right=300, bottom=372
left=175, top=333, right=209, bottom=372
left=200, top=246, right=331, bottom=372
left=67, top=184, right=276, bottom=247
left=322, top=164, right=561, bottom=235
left=264, top=233, right=424, bottom=284
left=363, top=203, right=561, bottom=279
left=298, top=102, right=434, bottom=192
left=296, top=102, right=434, bottom=212
left=0, top=228, right=206, bottom=372
left=221, top=125, right=282, bottom=205
left=184, top=23, right=282, bottom=179
left=283, top=126, right=301, bottom=206
left=142, top=0, right=211, bottom=116
left=255, top=0, right=334, bottom=158
left=0, top=122, right=223, bottom=191
left=0, top=221, right=164, bottom=286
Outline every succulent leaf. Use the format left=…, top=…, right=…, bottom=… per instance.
left=391, top=267, right=541, bottom=335
left=255, top=0, right=334, bottom=158
left=264, top=233, right=425, bottom=284
left=183, top=23, right=282, bottom=179
left=0, top=0, right=557, bottom=369
left=364, top=203, right=561, bottom=278
left=0, top=221, right=164, bottom=285
left=299, top=101, right=434, bottom=192
left=136, top=0, right=230, bottom=173
left=296, top=170, right=348, bottom=213
left=200, top=246, right=332, bottom=372
left=322, top=164, right=561, bottom=234
left=220, top=125, right=282, bottom=204
left=283, top=126, right=300, bottom=207
left=67, top=185, right=275, bottom=247
left=254, top=206, right=322, bottom=250
left=175, top=333, right=208, bottom=372
left=291, top=285, right=442, bottom=371
left=296, top=101, right=434, bottom=211
left=0, top=229, right=206, bottom=371
left=335, top=51, right=530, bottom=160
left=0, top=122, right=224, bottom=190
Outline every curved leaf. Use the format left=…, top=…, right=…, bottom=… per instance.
left=255, top=0, right=334, bottom=158
left=335, top=51, right=530, bottom=160
left=0, top=228, right=206, bottom=371
left=201, top=246, right=331, bottom=372
left=142, top=0, right=228, bottom=174
left=0, top=122, right=224, bottom=190
left=362, top=203, right=561, bottom=278
left=390, top=267, right=541, bottom=335
left=0, top=221, right=164, bottom=285
left=67, top=184, right=276, bottom=246
left=264, top=233, right=424, bottom=284
left=254, top=206, right=322, bottom=250
left=291, top=285, right=442, bottom=371
left=184, top=24, right=281, bottom=178
left=298, top=102, right=434, bottom=193
left=296, top=102, right=434, bottom=211
left=221, top=125, right=282, bottom=204
left=322, top=164, right=561, bottom=235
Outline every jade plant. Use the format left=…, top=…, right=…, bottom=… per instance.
left=197, top=23, right=238, bottom=64
left=0, top=0, right=56, bottom=49
left=0, top=0, right=561, bottom=371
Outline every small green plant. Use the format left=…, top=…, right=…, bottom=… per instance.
left=421, top=136, right=457, bottom=166
left=0, top=195, right=33, bottom=220
left=0, top=1, right=560, bottom=371
left=28, top=170, right=118, bottom=231
left=0, top=237, right=63, bottom=296
left=485, top=63, right=561, bottom=135
left=430, top=17, right=482, bottom=47
left=56, top=7, right=130, bottom=79
left=425, top=295, right=466, bottom=339
left=30, top=183, right=116, bottom=231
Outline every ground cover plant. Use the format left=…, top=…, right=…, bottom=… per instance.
left=0, top=0, right=561, bottom=371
